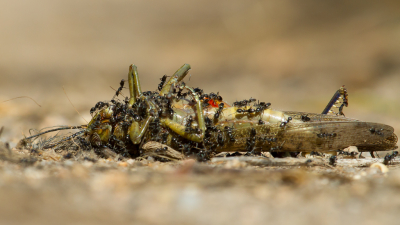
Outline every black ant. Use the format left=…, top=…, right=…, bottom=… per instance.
left=209, top=92, right=222, bottom=101
left=217, top=132, right=225, bottom=146
left=259, top=136, right=277, bottom=143
left=90, top=101, right=109, bottom=115
left=301, top=114, right=311, bottom=122
left=245, top=128, right=257, bottom=153
left=233, top=100, right=249, bottom=108
left=337, top=150, right=358, bottom=157
left=158, top=75, right=168, bottom=91
left=329, top=155, right=337, bottom=166
left=175, top=83, right=188, bottom=100
left=317, top=132, right=337, bottom=138
left=383, top=151, right=398, bottom=165
left=214, top=103, right=224, bottom=120
left=90, top=107, right=96, bottom=115
left=255, top=102, right=271, bottom=113
left=237, top=107, right=255, bottom=114
left=370, top=127, right=384, bottom=136
left=193, top=87, right=203, bottom=95
left=224, top=126, right=235, bottom=142
left=310, top=151, right=324, bottom=157
left=270, top=145, right=282, bottom=152
left=280, top=117, right=292, bottom=127
left=185, top=116, right=194, bottom=132
left=115, top=79, right=125, bottom=97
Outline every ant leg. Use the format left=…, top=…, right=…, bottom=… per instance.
left=161, top=86, right=206, bottom=143
left=129, top=116, right=153, bottom=144
left=128, top=64, right=143, bottom=107
left=159, top=64, right=191, bottom=96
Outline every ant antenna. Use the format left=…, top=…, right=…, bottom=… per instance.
left=2, top=96, right=41, bottom=107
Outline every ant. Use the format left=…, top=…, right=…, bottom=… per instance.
left=214, top=103, right=224, bottom=120
left=90, top=101, right=109, bottom=115
left=175, top=82, right=188, bottom=100
left=217, top=132, right=224, bottom=146
left=370, top=127, right=384, bottom=136
left=237, top=107, right=255, bottom=114
left=259, top=136, right=277, bottom=143
left=301, top=114, right=311, bottom=122
left=209, top=92, right=223, bottom=101
left=233, top=100, right=248, bottom=108
left=317, top=132, right=337, bottom=138
left=193, top=87, right=203, bottom=96
left=255, top=102, right=271, bottom=113
left=224, top=126, right=235, bottom=142
left=158, top=75, right=168, bottom=91
left=337, top=150, right=358, bottom=157
left=329, top=155, right=337, bottom=166
left=383, top=151, right=398, bottom=165
left=185, top=116, right=194, bottom=132
left=115, top=79, right=125, bottom=97
left=245, top=128, right=257, bottom=152
left=280, top=117, right=292, bottom=127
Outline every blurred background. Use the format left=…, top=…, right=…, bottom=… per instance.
left=0, top=0, right=400, bottom=144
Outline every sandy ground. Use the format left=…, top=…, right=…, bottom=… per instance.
left=1, top=0, right=400, bottom=224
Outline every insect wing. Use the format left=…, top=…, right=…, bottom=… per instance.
left=280, top=121, right=397, bottom=152
left=283, top=111, right=359, bottom=122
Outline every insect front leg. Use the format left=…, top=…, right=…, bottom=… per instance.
left=129, top=116, right=153, bottom=144
left=161, top=86, right=206, bottom=143
left=159, top=64, right=191, bottom=96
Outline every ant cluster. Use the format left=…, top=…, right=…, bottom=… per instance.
left=370, top=127, right=384, bottom=136
left=235, top=99, right=270, bottom=114
left=78, top=73, right=285, bottom=161
left=80, top=77, right=182, bottom=158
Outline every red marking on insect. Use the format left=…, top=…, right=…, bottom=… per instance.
left=208, top=99, right=219, bottom=107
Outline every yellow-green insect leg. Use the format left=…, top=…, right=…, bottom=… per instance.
left=161, top=86, right=205, bottom=143
left=159, top=64, right=191, bottom=96
left=162, top=118, right=203, bottom=142
left=129, top=116, right=152, bottom=144
left=128, top=64, right=143, bottom=107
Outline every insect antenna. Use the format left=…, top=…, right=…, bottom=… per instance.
left=25, top=125, right=86, bottom=140
left=2, top=96, right=41, bottom=107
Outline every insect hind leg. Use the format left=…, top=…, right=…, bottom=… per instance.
left=322, top=85, right=348, bottom=115
left=128, top=64, right=143, bottom=107
left=161, top=86, right=206, bottom=143
left=159, top=64, right=191, bottom=96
